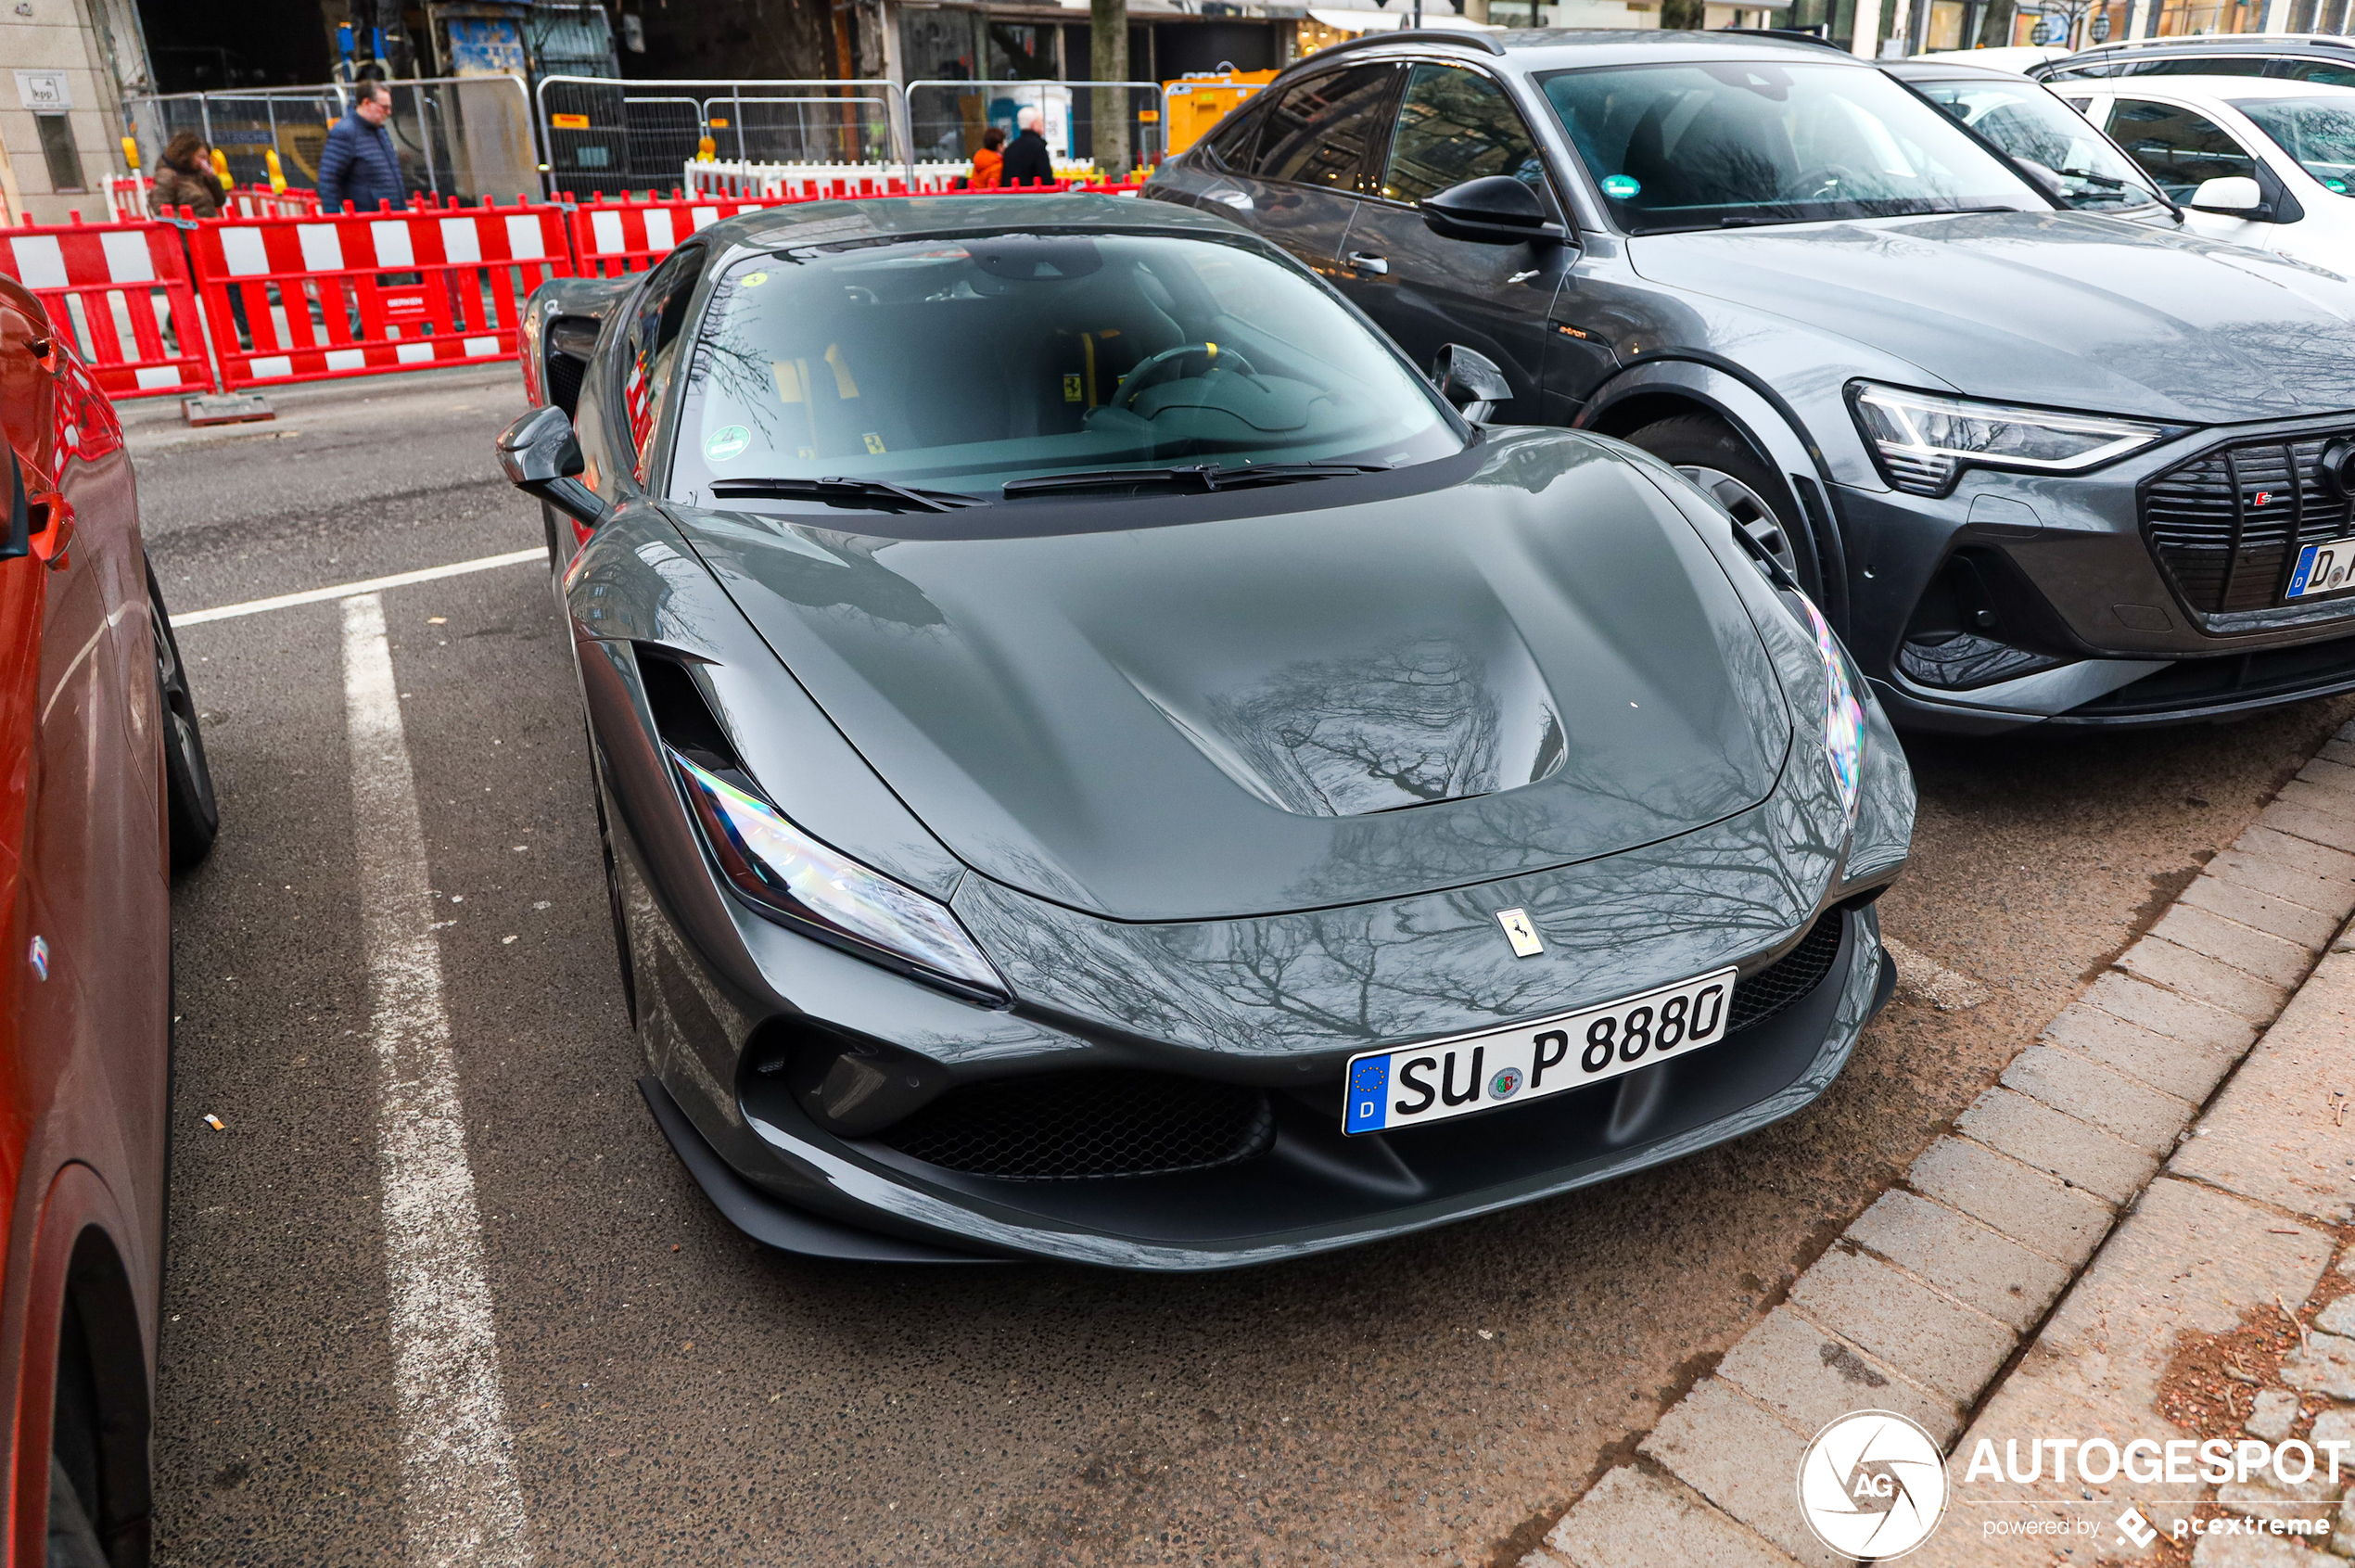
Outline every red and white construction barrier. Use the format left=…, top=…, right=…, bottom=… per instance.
left=0, top=217, right=212, bottom=399
left=4, top=181, right=1152, bottom=398
left=186, top=198, right=571, bottom=389
left=566, top=193, right=783, bottom=277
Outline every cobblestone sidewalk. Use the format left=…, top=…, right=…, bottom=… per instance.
left=1518, top=720, right=2355, bottom=1568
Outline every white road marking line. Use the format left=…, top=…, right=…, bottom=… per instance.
left=176, top=548, right=545, bottom=626
left=343, top=593, right=535, bottom=1567
left=1880, top=935, right=1992, bottom=1012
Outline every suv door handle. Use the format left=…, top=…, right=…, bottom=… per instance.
left=1346, top=251, right=1389, bottom=275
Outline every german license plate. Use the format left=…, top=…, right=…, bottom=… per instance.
left=2288, top=537, right=2355, bottom=599
left=1341, top=967, right=1738, bottom=1135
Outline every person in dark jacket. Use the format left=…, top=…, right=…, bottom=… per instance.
left=317, top=81, right=407, bottom=214
left=148, top=133, right=225, bottom=218
left=1000, top=106, right=1055, bottom=188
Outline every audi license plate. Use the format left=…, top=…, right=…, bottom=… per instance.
left=2288, top=537, right=2355, bottom=600
left=1341, top=967, right=1738, bottom=1135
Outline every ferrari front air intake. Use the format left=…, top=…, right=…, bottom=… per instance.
left=876, top=1070, right=1276, bottom=1180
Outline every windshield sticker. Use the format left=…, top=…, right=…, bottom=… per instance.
left=705, top=425, right=752, bottom=463
left=2330, top=179, right=2349, bottom=194
left=740, top=271, right=770, bottom=288
left=1602, top=174, right=1641, bottom=199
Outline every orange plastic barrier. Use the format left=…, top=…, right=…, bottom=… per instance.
left=0, top=215, right=214, bottom=400
left=185, top=197, right=572, bottom=390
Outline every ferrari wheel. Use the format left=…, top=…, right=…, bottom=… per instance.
left=148, top=562, right=218, bottom=871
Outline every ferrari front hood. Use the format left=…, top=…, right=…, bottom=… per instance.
left=674, top=433, right=1792, bottom=923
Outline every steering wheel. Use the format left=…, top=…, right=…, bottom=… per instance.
left=1115, top=342, right=1260, bottom=412
left=1780, top=163, right=1863, bottom=203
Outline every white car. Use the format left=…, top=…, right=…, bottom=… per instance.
left=2055, top=75, right=2355, bottom=270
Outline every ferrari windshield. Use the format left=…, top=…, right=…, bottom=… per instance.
left=1538, top=60, right=2044, bottom=234
left=668, top=232, right=1463, bottom=502
left=2236, top=96, right=2355, bottom=195
left=1911, top=76, right=2165, bottom=211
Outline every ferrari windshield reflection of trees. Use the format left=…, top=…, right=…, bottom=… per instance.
left=666, top=234, right=1465, bottom=501
left=1539, top=61, right=2043, bottom=233
left=1913, top=78, right=2164, bottom=211
left=2238, top=96, right=2355, bottom=193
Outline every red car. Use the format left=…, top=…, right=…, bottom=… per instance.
left=0, top=271, right=215, bottom=1565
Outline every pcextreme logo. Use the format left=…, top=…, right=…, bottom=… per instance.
left=1797, top=1410, right=1951, bottom=1561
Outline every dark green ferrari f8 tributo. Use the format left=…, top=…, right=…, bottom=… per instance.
left=496, top=194, right=1914, bottom=1269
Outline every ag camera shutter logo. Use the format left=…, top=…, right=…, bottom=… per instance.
left=1796, top=1410, right=1949, bottom=1560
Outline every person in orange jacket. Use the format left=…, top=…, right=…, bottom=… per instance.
left=971, top=126, right=1005, bottom=191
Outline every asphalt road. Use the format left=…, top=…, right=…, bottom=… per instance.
left=133, top=366, right=2355, bottom=1568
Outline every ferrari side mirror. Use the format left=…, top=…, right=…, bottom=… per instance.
left=497, top=405, right=609, bottom=528
left=1431, top=344, right=1511, bottom=424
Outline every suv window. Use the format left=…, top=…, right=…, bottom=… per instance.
left=2120, top=56, right=2272, bottom=76
left=1254, top=65, right=1399, bottom=190
left=1200, top=99, right=1266, bottom=173
left=1379, top=62, right=1553, bottom=207
left=2281, top=59, right=2355, bottom=86
left=621, top=244, right=706, bottom=482
left=2107, top=97, right=2259, bottom=198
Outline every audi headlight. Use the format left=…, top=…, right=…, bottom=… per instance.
left=1799, top=598, right=1864, bottom=819
left=670, top=747, right=1008, bottom=1003
left=1849, top=382, right=2180, bottom=496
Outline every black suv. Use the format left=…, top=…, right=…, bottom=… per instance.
left=1145, top=27, right=2355, bottom=733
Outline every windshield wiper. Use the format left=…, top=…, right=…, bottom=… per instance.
left=1000, top=462, right=1391, bottom=498
left=706, top=476, right=987, bottom=513
left=2054, top=166, right=2131, bottom=189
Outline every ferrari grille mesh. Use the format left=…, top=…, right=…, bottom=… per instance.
left=877, top=1070, right=1276, bottom=1180
left=1726, top=915, right=1843, bottom=1035
left=2144, top=435, right=2354, bottom=617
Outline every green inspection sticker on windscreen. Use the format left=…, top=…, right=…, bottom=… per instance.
left=1602, top=174, right=1641, bottom=199
left=705, top=425, right=752, bottom=462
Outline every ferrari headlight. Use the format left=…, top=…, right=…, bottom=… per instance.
left=1799, top=598, right=1864, bottom=819
left=1849, top=383, right=2178, bottom=496
left=670, top=747, right=1008, bottom=1003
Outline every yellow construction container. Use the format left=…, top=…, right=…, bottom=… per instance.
left=1163, top=68, right=1279, bottom=157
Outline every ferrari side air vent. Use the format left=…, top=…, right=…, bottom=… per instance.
left=636, top=648, right=738, bottom=772
left=1725, top=914, right=1843, bottom=1034
left=876, top=1070, right=1276, bottom=1180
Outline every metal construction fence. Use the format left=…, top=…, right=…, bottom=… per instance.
left=903, top=79, right=1170, bottom=177
left=535, top=76, right=907, bottom=199
left=123, top=76, right=541, bottom=210
left=1, top=179, right=1147, bottom=400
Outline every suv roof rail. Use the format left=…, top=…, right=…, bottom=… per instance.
left=1713, top=25, right=1852, bottom=49
left=2059, top=31, right=2355, bottom=53
left=1304, top=27, right=1509, bottom=59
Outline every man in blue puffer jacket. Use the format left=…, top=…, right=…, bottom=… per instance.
left=317, top=81, right=407, bottom=213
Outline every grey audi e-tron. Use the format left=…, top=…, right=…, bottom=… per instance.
left=497, top=194, right=1913, bottom=1268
